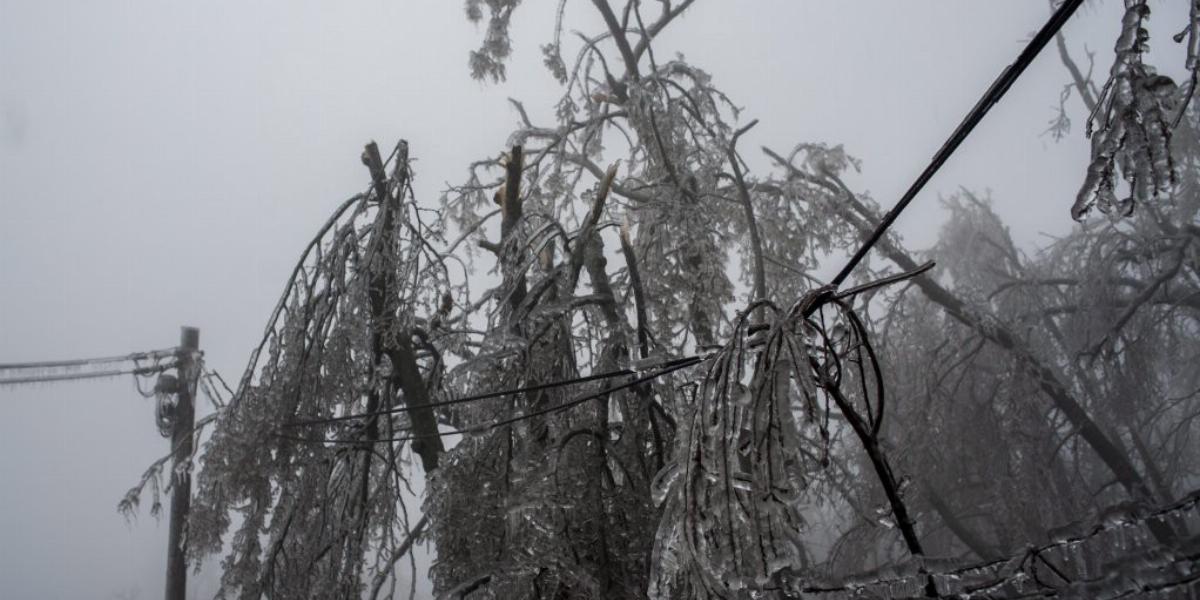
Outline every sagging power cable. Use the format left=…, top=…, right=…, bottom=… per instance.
left=274, top=354, right=702, bottom=445
left=284, top=354, right=704, bottom=427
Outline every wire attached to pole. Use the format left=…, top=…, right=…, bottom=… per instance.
left=0, top=363, right=176, bottom=386
left=0, top=347, right=179, bottom=372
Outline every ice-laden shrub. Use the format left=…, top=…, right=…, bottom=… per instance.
left=649, top=299, right=836, bottom=599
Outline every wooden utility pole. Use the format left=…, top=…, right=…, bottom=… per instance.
left=165, top=326, right=198, bottom=600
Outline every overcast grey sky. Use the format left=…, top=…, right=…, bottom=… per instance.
left=0, top=1, right=1184, bottom=597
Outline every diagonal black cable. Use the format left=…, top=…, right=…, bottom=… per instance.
left=829, top=0, right=1086, bottom=287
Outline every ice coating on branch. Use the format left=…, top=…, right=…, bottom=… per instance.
left=651, top=462, right=681, bottom=507
left=1074, top=2, right=1179, bottom=220
left=648, top=310, right=828, bottom=598
left=465, top=0, right=523, bottom=82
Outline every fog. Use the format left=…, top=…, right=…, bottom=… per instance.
left=0, top=1, right=1187, bottom=598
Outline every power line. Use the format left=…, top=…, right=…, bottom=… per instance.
left=285, top=354, right=705, bottom=427
left=0, top=347, right=179, bottom=372
left=0, top=363, right=175, bottom=386
left=275, top=356, right=700, bottom=445
left=0, top=346, right=181, bottom=387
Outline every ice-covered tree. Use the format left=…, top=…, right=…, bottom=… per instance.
left=131, top=2, right=1200, bottom=599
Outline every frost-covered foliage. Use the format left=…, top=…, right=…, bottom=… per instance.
left=649, top=307, right=823, bottom=598
left=750, top=40, right=1200, bottom=590
left=648, top=291, right=916, bottom=598
left=465, top=0, right=523, bottom=82
left=840, top=194, right=1200, bottom=596
left=170, top=2, right=1200, bottom=599
left=186, top=146, right=461, bottom=599
left=434, top=1, right=847, bottom=595
left=859, top=180, right=1200, bottom=574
